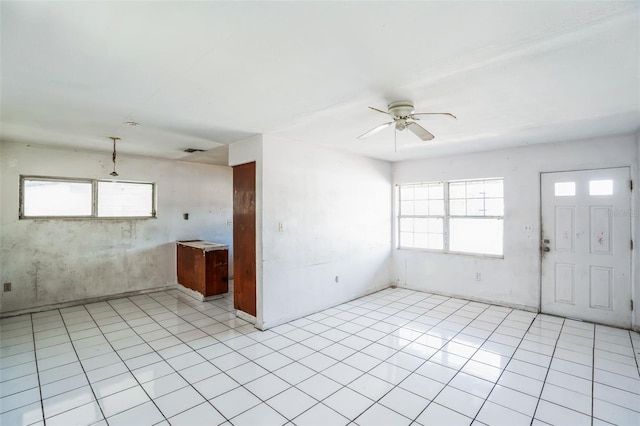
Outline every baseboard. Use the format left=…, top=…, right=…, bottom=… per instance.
left=0, top=285, right=176, bottom=319
left=236, top=310, right=257, bottom=325
left=397, top=284, right=538, bottom=313
left=173, top=284, right=227, bottom=302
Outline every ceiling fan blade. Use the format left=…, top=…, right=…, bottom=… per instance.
left=357, top=121, right=394, bottom=140
left=410, top=112, right=457, bottom=120
left=407, top=122, right=435, bottom=141
left=368, top=106, right=391, bottom=115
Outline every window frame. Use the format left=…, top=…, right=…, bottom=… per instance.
left=19, top=175, right=157, bottom=220
left=397, top=178, right=504, bottom=257
left=397, top=182, right=446, bottom=252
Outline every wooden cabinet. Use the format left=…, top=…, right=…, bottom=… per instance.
left=177, top=240, right=228, bottom=297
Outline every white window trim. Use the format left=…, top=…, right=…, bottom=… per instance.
left=19, top=175, right=157, bottom=219
left=396, top=178, right=504, bottom=258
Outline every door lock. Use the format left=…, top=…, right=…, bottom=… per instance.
left=541, top=238, right=551, bottom=253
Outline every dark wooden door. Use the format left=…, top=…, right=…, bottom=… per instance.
left=233, top=162, right=257, bottom=316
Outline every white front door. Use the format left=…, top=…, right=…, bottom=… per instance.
left=540, top=167, right=632, bottom=328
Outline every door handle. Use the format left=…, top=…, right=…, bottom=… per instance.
left=542, top=247, right=550, bottom=252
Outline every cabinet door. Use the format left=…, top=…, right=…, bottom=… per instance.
left=177, top=245, right=205, bottom=293
left=206, top=250, right=229, bottom=296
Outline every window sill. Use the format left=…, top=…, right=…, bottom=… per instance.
left=396, top=246, right=504, bottom=259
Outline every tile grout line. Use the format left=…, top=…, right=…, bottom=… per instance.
left=82, top=300, right=175, bottom=425
left=29, top=313, right=47, bottom=426
left=527, top=317, right=566, bottom=426
left=591, top=325, right=596, bottom=426
left=52, top=308, right=109, bottom=424
left=627, top=329, right=640, bottom=378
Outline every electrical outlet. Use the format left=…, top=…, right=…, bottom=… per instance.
left=475, top=273, right=481, bottom=281
left=522, top=224, right=534, bottom=233
left=335, top=276, right=339, bottom=283
left=278, top=222, right=284, bottom=232
left=3, top=283, right=11, bottom=292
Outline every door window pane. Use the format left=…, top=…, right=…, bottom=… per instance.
left=555, top=182, right=575, bottom=197
left=589, top=180, right=613, bottom=196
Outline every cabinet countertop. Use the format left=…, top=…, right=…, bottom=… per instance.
left=177, top=240, right=228, bottom=252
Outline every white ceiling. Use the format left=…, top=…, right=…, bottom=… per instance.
left=1, top=1, right=638, bottom=164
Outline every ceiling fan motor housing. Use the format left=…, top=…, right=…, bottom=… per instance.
left=388, top=101, right=415, bottom=119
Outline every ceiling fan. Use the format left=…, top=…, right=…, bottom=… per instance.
left=358, top=101, right=456, bottom=141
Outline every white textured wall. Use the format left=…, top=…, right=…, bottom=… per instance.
left=0, top=141, right=233, bottom=313
left=393, top=134, right=639, bottom=329
left=259, top=136, right=392, bottom=329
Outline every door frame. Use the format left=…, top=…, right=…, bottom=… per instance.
left=538, top=166, right=634, bottom=328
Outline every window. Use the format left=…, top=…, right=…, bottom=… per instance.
left=398, top=183, right=444, bottom=250
left=20, top=176, right=156, bottom=219
left=398, top=178, right=504, bottom=256
left=22, top=178, right=93, bottom=217
left=97, top=181, right=155, bottom=217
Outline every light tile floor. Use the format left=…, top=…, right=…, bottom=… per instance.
left=1, top=288, right=640, bottom=426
